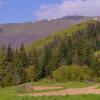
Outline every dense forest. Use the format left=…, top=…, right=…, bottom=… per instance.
left=0, top=20, right=100, bottom=87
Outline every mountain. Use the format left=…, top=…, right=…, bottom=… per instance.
left=30, top=19, right=100, bottom=50
left=0, top=16, right=91, bottom=47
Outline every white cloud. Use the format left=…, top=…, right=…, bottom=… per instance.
left=34, top=0, right=100, bottom=20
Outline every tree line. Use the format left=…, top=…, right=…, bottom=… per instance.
left=0, top=20, right=100, bottom=87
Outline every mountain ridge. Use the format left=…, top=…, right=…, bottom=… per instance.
left=29, top=19, right=100, bottom=50
left=0, top=16, right=99, bottom=47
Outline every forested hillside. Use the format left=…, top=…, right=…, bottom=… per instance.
left=0, top=16, right=88, bottom=47
left=0, top=20, right=100, bottom=87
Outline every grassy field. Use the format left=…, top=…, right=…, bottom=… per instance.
left=96, top=85, right=100, bottom=89
left=31, top=81, right=93, bottom=93
left=17, top=95, right=100, bottom=100
left=32, top=81, right=93, bottom=88
left=0, top=81, right=98, bottom=100
left=0, top=88, right=100, bottom=100
left=0, top=86, right=17, bottom=100
left=17, top=80, right=94, bottom=94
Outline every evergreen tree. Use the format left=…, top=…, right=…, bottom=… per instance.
left=39, top=45, right=52, bottom=77
left=6, top=44, right=13, bottom=62
left=29, top=48, right=40, bottom=80
left=19, top=44, right=28, bottom=68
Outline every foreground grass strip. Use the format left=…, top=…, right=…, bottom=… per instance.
left=0, top=86, right=17, bottom=100
left=17, top=95, right=100, bottom=100
left=0, top=82, right=96, bottom=100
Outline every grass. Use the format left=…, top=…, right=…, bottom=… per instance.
left=96, top=85, right=100, bottom=89
left=32, top=81, right=93, bottom=89
left=31, top=78, right=94, bottom=89
left=16, top=78, right=94, bottom=94
left=11, top=95, right=100, bottom=100
left=30, top=80, right=94, bottom=93
left=0, top=86, right=17, bottom=100
left=16, top=81, right=92, bottom=94
left=17, top=81, right=93, bottom=94
left=0, top=81, right=96, bottom=100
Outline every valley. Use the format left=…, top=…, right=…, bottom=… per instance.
left=0, top=17, right=100, bottom=100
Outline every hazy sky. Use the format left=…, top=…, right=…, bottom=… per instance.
left=0, top=0, right=100, bottom=23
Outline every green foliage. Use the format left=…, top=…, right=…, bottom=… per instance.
left=25, top=65, right=37, bottom=82
left=91, top=51, right=100, bottom=77
left=0, top=20, right=100, bottom=87
left=52, top=65, right=94, bottom=82
left=19, top=44, right=28, bottom=68
left=30, top=20, right=100, bottom=49
left=6, top=44, right=13, bottom=62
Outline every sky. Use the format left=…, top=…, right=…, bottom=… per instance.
left=0, top=0, right=100, bottom=24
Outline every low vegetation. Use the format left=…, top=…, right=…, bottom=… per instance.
left=0, top=81, right=96, bottom=100
left=17, top=95, right=100, bottom=100
left=16, top=81, right=92, bottom=94
left=0, top=86, right=17, bottom=100
left=52, top=65, right=94, bottom=82
left=0, top=85, right=100, bottom=100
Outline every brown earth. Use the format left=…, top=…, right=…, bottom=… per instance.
left=32, top=86, right=63, bottom=91
left=19, top=84, right=100, bottom=96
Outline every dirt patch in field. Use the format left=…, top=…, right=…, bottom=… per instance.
left=32, top=86, right=63, bottom=91
left=19, top=84, right=100, bottom=96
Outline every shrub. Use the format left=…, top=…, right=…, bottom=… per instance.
left=51, top=65, right=94, bottom=82
left=25, top=65, right=37, bottom=82
left=16, top=83, right=33, bottom=93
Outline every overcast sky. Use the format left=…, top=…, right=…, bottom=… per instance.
left=0, top=0, right=100, bottom=23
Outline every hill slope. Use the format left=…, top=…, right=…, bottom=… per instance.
left=0, top=19, right=100, bottom=87
left=30, top=20, right=100, bottom=49
left=0, top=16, right=90, bottom=47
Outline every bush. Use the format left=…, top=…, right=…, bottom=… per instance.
left=16, top=83, right=33, bottom=93
left=51, top=65, right=94, bottom=82
left=25, top=65, right=37, bottom=82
